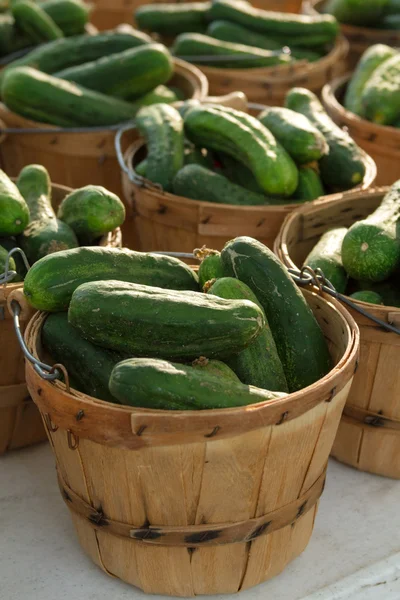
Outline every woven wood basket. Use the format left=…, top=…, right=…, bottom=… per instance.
left=0, top=182, right=121, bottom=456
left=191, top=35, right=348, bottom=105
left=0, top=58, right=208, bottom=252
left=274, top=187, right=400, bottom=479
left=120, top=133, right=376, bottom=252
left=23, top=288, right=358, bottom=595
left=322, top=75, right=400, bottom=187
left=303, top=0, right=400, bottom=69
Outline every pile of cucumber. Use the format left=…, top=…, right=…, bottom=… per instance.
left=323, top=0, right=400, bottom=30
left=344, top=44, right=400, bottom=127
left=0, top=0, right=90, bottom=58
left=25, top=236, right=332, bottom=408
left=0, top=28, right=183, bottom=127
left=135, top=0, right=340, bottom=69
left=133, top=91, right=369, bottom=206
left=0, top=164, right=125, bottom=279
left=302, top=180, right=400, bottom=307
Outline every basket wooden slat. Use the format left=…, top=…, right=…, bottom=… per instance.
left=192, top=35, right=348, bottom=105
left=121, top=135, right=376, bottom=252
left=303, top=0, right=400, bottom=69
left=322, top=75, right=400, bottom=187
left=0, top=182, right=121, bottom=456
left=275, top=187, right=400, bottom=479
left=25, top=288, right=358, bottom=595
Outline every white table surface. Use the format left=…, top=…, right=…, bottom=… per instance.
left=1, top=443, right=400, bottom=600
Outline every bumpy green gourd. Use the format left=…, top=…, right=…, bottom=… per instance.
left=0, top=170, right=30, bottom=236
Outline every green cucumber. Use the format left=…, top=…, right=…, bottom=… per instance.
left=54, top=44, right=173, bottom=100
left=362, top=53, right=400, bottom=126
left=0, top=237, right=26, bottom=280
left=11, top=0, right=63, bottom=44
left=172, top=164, right=274, bottom=206
left=2, top=66, right=139, bottom=127
left=324, top=0, right=387, bottom=26
left=207, top=277, right=288, bottom=391
left=192, top=357, right=240, bottom=381
left=216, top=153, right=264, bottom=194
left=40, top=0, right=89, bottom=36
left=109, top=358, right=286, bottom=410
left=258, top=106, right=328, bottom=165
left=0, top=244, right=16, bottom=278
left=286, top=87, right=367, bottom=191
left=24, top=246, right=199, bottom=311
left=341, top=181, right=400, bottom=282
left=136, top=104, right=184, bottom=192
left=17, top=164, right=78, bottom=264
left=172, top=33, right=291, bottom=69
left=221, top=236, right=332, bottom=392
left=42, top=312, right=126, bottom=402
left=184, top=104, right=298, bottom=197
left=350, top=290, right=383, bottom=304
left=208, top=0, right=339, bottom=42
left=303, top=227, right=348, bottom=293
left=292, top=166, right=325, bottom=201
left=135, top=85, right=179, bottom=107
left=57, top=185, right=125, bottom=245
left=357, top=277, right=400, bottom=308
left=135, top=2, right=210, bottom=35
left=68, top=280, right=265, bottom=360
left=196, top=249, right=224, bottom=289
left=0, top=170, right=30, bottom=236
left=344, top=44, right=398, bottom=117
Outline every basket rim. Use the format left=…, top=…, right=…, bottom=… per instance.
left=275, top=185, right=400, bottom=316
left=25, top=288, right=359, bottom=449
left=322, top=73, right=400, bottom=135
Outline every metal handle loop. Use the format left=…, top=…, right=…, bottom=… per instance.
left=1, top=248, right=30, bottom=285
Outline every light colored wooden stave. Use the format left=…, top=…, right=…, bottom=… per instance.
left=322, top=75, right=400, bottom=187
left=25, top=289, right=358, bottom=595
left=121, top=136, right=376, bottom=252
left=275, top=187, right=400, bottom=479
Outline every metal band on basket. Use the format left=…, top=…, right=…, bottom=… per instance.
left=57, top=466, right=326, bottom=546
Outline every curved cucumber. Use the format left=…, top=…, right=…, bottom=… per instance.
left=68, top=280, right=265, bottom=360
left=292, top=166, right=325, bottom=201
left=304, top=227, right=348, bottom=293
left=192, top=357, right=240, bottom=381
left=341, top=181, right=400, bottom=282
left=57, top=185, right=125, bottom=244
left=135, top=2, right=210, bottom=35
left=208, top=277, right=288, bottom=391
left=221, top=236, right=332, bottom=392
left=11, top=0, right=63, bottom=44
left=286, top=87, right=367, bottom=191
left=136, top=104, right=184, bottom=192
left=23, top=246, right=199, bottom=311
left=344, top=44, right=397, bottom=117
left=109, top=358, right=286, bottom=410
left=184, top=105, right=298, bottom=197
left=258, top=106, right=328, bottom=165
left=350, top=291, right=383, bottom=305
left=0, top=170, right=30, bottom=236
left=362, top=53, right=400, bottom=126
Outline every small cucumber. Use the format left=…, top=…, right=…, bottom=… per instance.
left=362, top=53, right=400, bottom=126
left=17, top=164, right=78, bottom=264
left=135, top=85, right=179, bottom=107
left=172, top=33, right=291, bottom=69
left=0, top=244, right=16, bottom=278
left=324, top=0, right=387, bottom=26
left=341, top=181, right=400, bottom=282
left=135, top=2, right=210, bottom=35
left=192, top=357, right=240, bottom=381
left=207, top=277, right=288, bottom=391
left=0, top=170, right=30, bottom=236
left=57, top=185, right=126, bottom=245
left=184, top=105, right=298, bottom=197
left=109, top=358, right=286, bottom=410
left=196, top=249, right=224, bottom=289
left=40, top=0, right=90, bottom=36
left=292, top=166, right=325, bottom=202
left=11, top=0, right=63, bottom=44
left=350, top=291, right=383, bottom=305
left=286, top=87, right=367, bottom=191
left=221, top=236, right=332, bottom=392
left=344, top=44, right=398, bottom=117
left=136, top=103, right=184, bottom=192
left=258, top=106, right=328, bottom=165
left=303, top=227, right=348, bottom=293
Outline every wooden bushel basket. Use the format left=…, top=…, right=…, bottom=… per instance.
left=24, top=288, right=358, bottom=595
left=322, top=75, right=400, bottom=188
left=0, top=182, right=122, bottom=456
left=303, top=0, right=400, bottom=69
left=193, top=35, right=349, bottom=105
left=120, top=134, right=376, bottom=253
left=275, top=188, right=400, bottom=479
